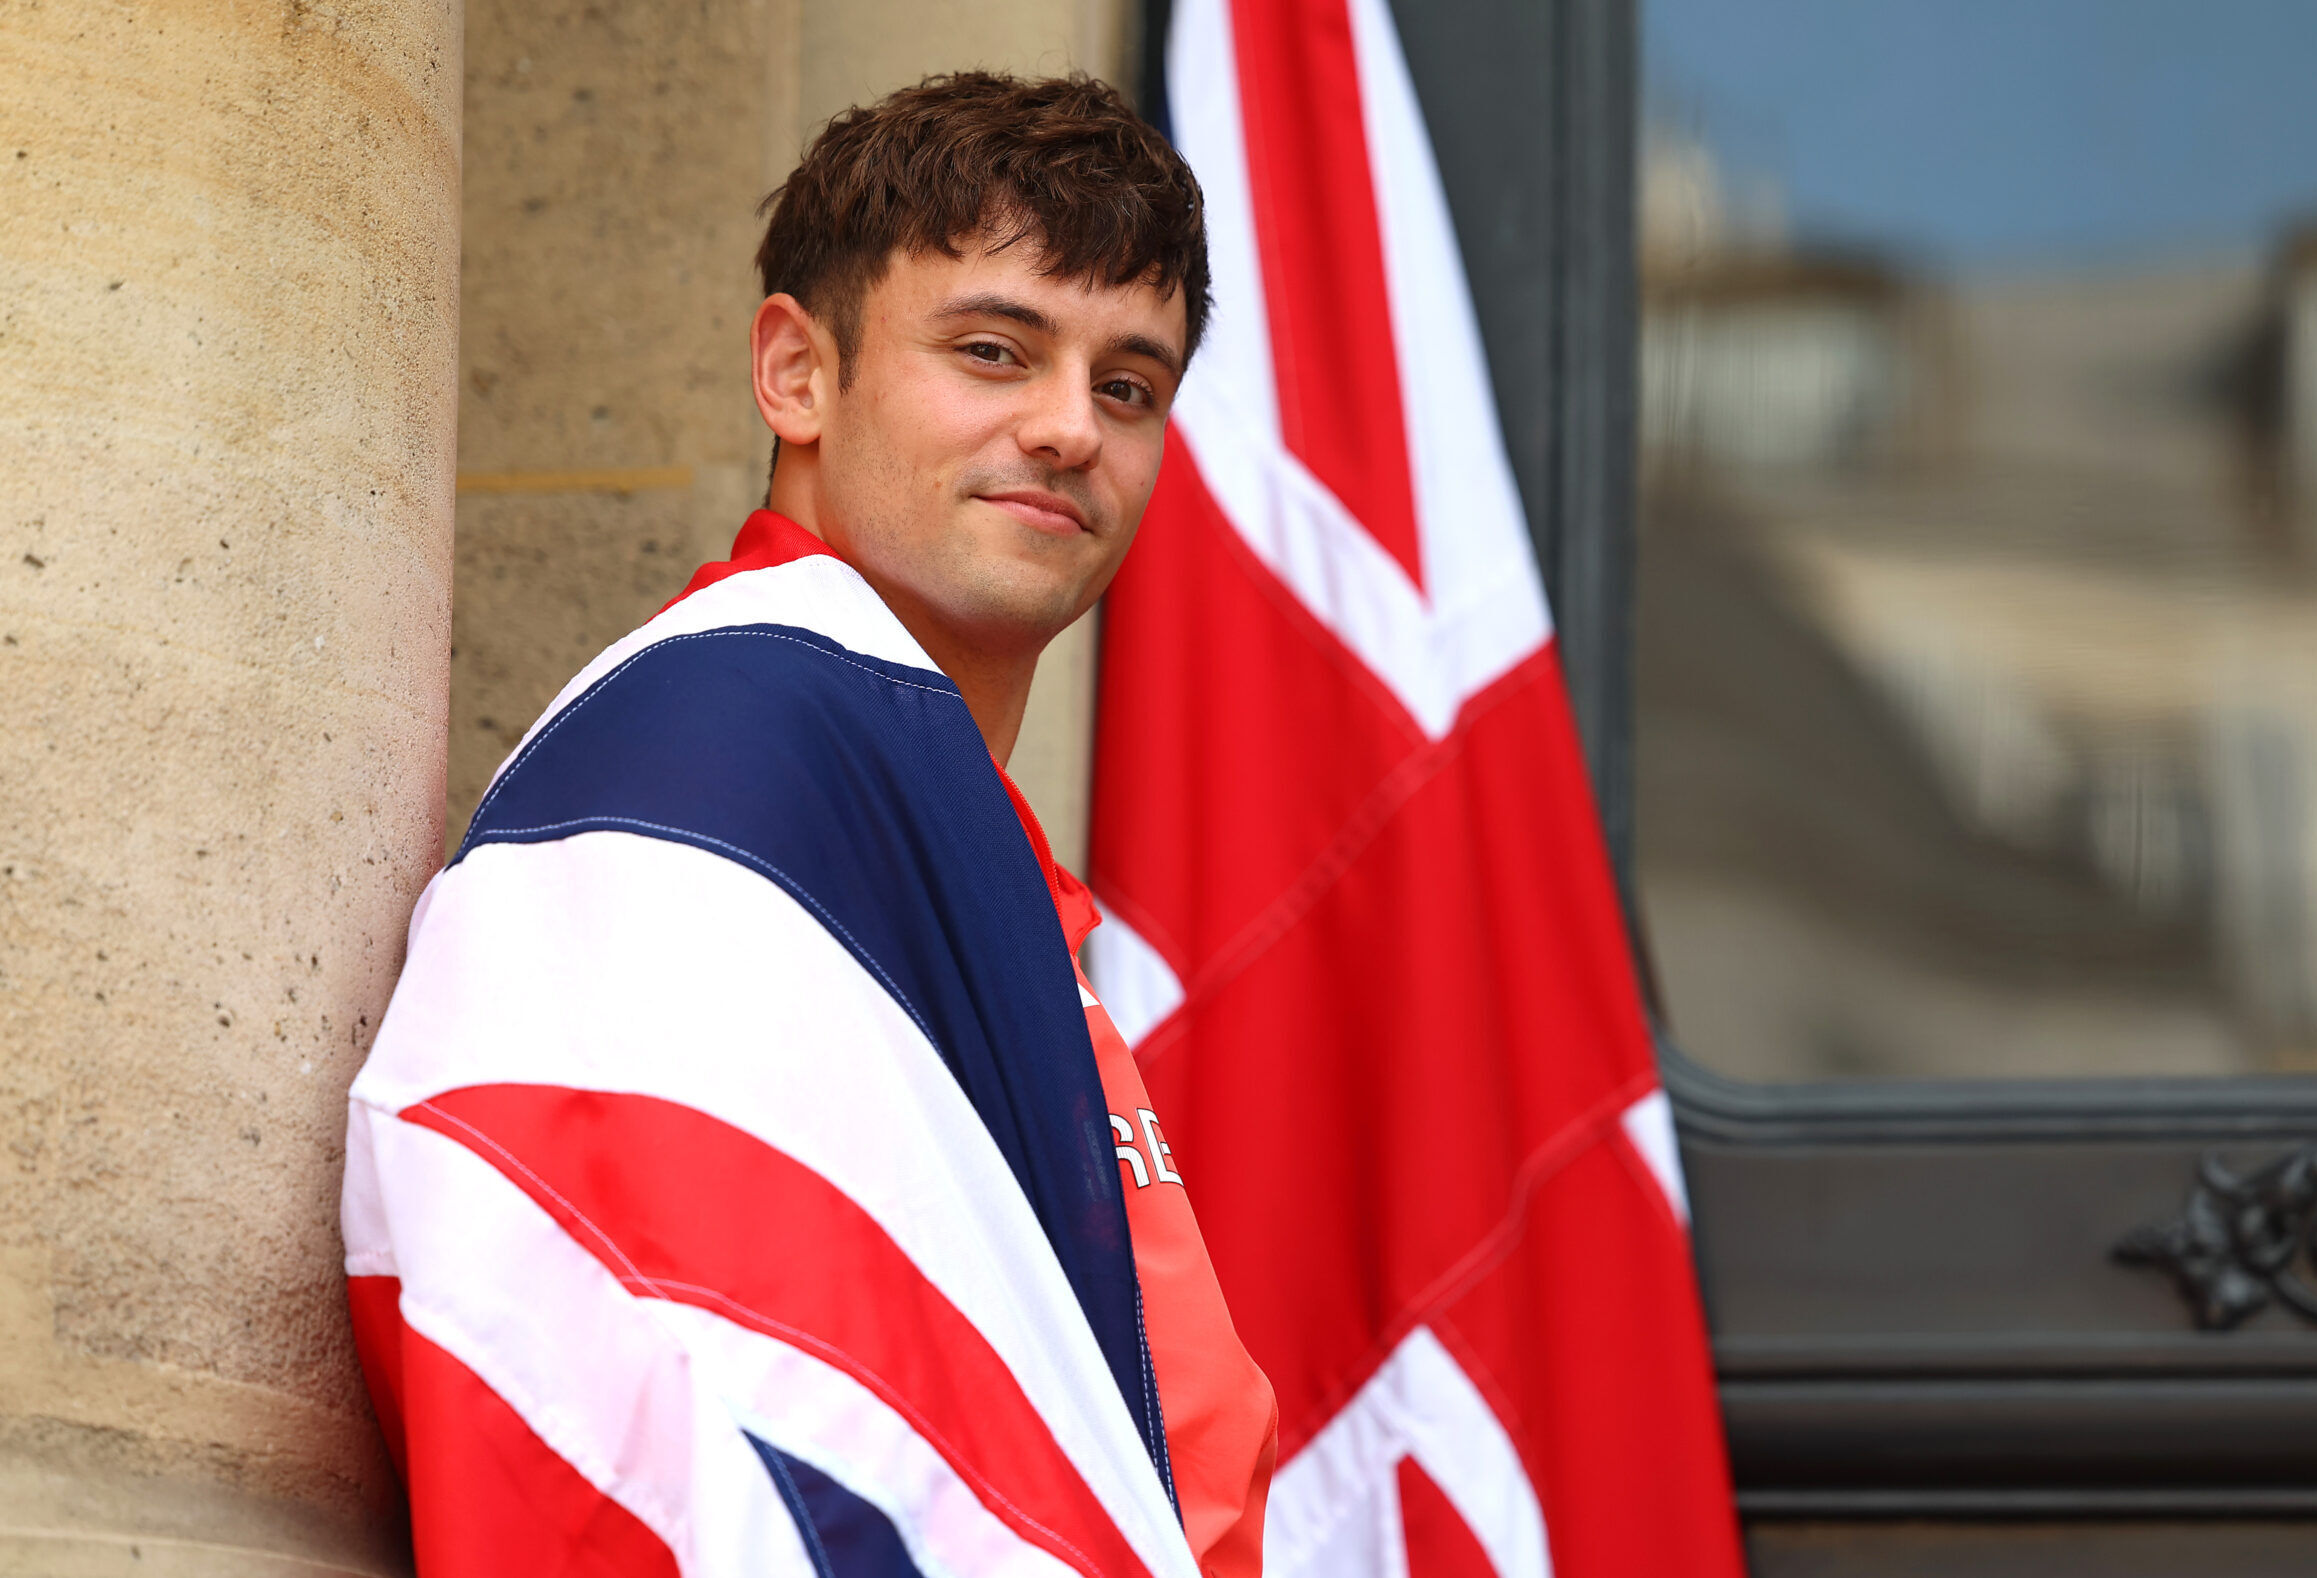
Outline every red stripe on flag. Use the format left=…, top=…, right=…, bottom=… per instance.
left=402, top=1084, right=1153, bottom=1578
left=1229, top=0, right=1425, bottom=587
left=1435, top=1141, right=1744, bottom=1576
left=1396, top=1458, right=1498, bottom=1578
left=349, top=1277, right=681, bottom=1578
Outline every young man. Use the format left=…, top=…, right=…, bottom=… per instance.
left=341, top=73, right=1276, bottom=1578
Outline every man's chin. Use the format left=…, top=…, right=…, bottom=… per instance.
left=936, top=569, right=1096, bottom=652
left=937, top=535, right=1103, bottom=635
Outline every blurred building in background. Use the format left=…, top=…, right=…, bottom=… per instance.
left=1634, top=100, right=2317, bottom=1081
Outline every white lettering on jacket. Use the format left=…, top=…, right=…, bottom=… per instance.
left=1110, top=1109, right=1183, bottom=1190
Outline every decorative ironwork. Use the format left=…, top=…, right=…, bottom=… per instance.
left=2115, top=1147, right=2317, bottom=1329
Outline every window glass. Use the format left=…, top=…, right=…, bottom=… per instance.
left=1636, top=0, right=2317, bottom=1079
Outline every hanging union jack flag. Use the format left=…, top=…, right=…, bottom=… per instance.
left=1086, top=0, right=1746, bottom=1572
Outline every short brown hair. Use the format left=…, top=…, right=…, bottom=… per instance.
left=755, top=72, right=1210, bottom=381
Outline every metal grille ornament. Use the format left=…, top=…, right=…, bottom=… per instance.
left=2114, top=1147, right=2317, bottom=1330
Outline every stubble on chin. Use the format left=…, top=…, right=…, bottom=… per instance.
left=940, top=468, right=1111, bottom=623
left=935, top=508, right=1101, bottom=643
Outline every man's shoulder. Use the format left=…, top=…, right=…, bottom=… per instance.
left=552, top=541, right=938, bottom=729
left=460, top=570, right=975, bottom=864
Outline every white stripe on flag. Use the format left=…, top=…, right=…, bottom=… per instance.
left=1619, top=1088, right=1692, bottom=1225
left=1080, top=911, right=1186, bottom=1050
left=1264, top=1326, right=1551, bottom=1578
left=1166, top=0, right=1279, bottom=455
left=1346, top=0, right=1553, bottom=649
left=340, top=1092, right=395, bottom=1280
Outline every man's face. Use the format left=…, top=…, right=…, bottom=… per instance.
left=809, top=237, right=1186, bottom=658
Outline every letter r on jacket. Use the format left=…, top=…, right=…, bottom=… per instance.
left=1110, top=1113, right=1151, bottom=1188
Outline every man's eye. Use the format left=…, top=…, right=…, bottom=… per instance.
left=964, top=341, right=1016, bottom=365
left=1098, top=377, right=1152, bottom=407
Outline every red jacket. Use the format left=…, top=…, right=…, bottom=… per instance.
left=999, top=765, right=1279, bottom=1578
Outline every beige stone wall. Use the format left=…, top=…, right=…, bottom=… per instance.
left=799, top=0, right=1132, bottom=132
left=0, top=0, right=462, bottom=1567
left=449, top=0, right=1134, bottom=868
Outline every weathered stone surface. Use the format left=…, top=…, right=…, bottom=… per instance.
left=0, top=0, right=460, bottom=1563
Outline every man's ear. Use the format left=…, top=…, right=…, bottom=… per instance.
left=751, top=293, right=833, bottom=445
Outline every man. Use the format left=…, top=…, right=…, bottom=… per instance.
left=341, top=73, right=1275, bottom=1578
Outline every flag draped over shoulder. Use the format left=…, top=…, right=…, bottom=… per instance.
left=1086, top=0, right=1746, bottom=1573
left=343, top=514, right=1197, bottom=1578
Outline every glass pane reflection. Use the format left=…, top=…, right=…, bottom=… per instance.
left=1635, top=2, right=2317, bottom=1079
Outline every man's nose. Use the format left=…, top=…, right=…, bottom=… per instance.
left=1017, top=368, right=1103, bottom=471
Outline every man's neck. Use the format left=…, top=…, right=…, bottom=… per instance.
left=768, top=474, right=1039, bottom=765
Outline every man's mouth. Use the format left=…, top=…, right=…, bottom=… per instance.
left=977, top=490, right=1090, bottom=536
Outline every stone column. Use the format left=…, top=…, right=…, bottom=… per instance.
left=0, top=0, right=461, bottom=1567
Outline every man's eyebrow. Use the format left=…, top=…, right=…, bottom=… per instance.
left=1107, top=331, right=1182, bottom=380
left=933, top=292, right=1058, bottom=337
left=934, top=292, right=1183, bottom=380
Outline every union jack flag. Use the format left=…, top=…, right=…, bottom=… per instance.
left=343, top=515, right=1199, bottom=1577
